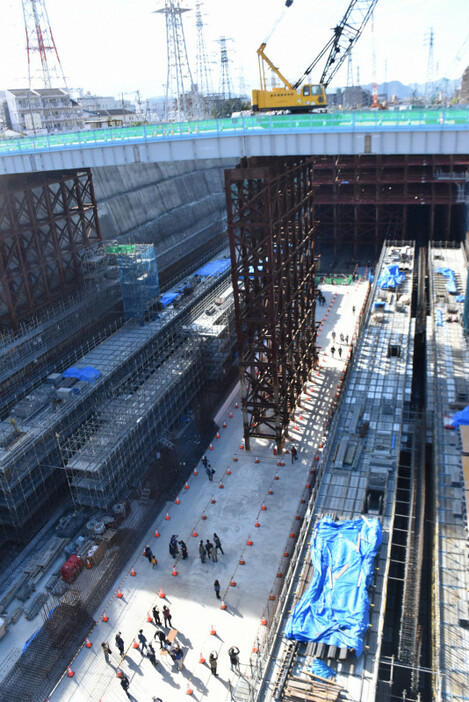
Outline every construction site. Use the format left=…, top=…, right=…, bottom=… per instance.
left=1, top=1, right=469, bottom=701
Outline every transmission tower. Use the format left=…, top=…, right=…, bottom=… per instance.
left=154, top=0, right=200, bottom=122
left=217, top=37, right=234, bottom=100
left=195, top=2, right=213, bottom=96
left=22, top=0, right=67, bottom=89
left=425, top=28, right=435, bottom=103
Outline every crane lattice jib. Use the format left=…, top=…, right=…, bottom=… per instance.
left=292, top=0, right=379, bottom=90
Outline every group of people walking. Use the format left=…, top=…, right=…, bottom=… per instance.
left=199, top=533, right=224, bottom=563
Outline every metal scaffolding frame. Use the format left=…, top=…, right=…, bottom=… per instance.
left=0, top=256, right=234, bottom=539
left=226, top=156, right=319, bottom=452
left=308, top=154, right=469, bottom=253
left=0, top=168, right=102, bottom=332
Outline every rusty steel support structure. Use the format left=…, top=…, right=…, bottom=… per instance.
left=0, top=168, right=101, bottom=332
left=310, top=154, right=469, bottom=253
left=226, top=157, right=318, bottom=452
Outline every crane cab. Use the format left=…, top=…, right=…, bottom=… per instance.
left=251, top=83, right=327, bottom=113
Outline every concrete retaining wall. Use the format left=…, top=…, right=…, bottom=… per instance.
left=92, top=158, right=237, bottom=279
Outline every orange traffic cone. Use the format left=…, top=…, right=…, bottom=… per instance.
left=220, top=600, right=227, bottom=610
left=175, top=495, right=181, bottom=504
left=199, top=652, right=206, bottom=664
left=192, top=528, right=198, bottom=537
left=102, top=612, right=109, bottom=622
left=209, top=444, right=213, bottom=450
left=85, top=637, right=92, bottom=648
left=117, top=588, right=123, bottom=599
left=261, top=616, right=267, bottom=626
left=211, top=497, right=216, bottom=504
left=216, top=432, right=220, bottom=439
left=239, top=558, right=245, bottom=565
left=219, top=483, right=224, bottom=489
left=223, top=422, right=227, bottom=428
left=233, top=455, right=238, bottom=462
left=247, top=536, right=253, bottom=545
left=274, top=473, right=279, bottom=480
left=226, top=468, right=231, bottom=475
left=255, top=457, right=260, bottom=463
left=133, top=639, right=139, bottom=649
left=230, top=580, right=236, bottom=587
left=229, top=412, right=233, bottom=418
left=159, top=587, right=166, bottom=598
left=240, top=443, right=244, bottom=450
left=130, top=566, right=136, bottom=576
left=116, top=668, right=123, bottom=678
left=193, top=468, right=198, bottom=475
left=210, top=624, right=216, bottom=635
left=165, top=511, right=170, bottom=520
left=147, top=611, right=153, bottom=622
left=184, top=482, right=189, bottom=490
left=186, top=683, right=193, bottom=695
left=261, top=503, right=267, bottom=511
left=172, top=566, right=178, bottom=576
left=202, top=513, right=207, bottom=520
left=67, top=666, right=74, bottom=678
left=154, top=528, right=160, bottom=538
left=255, top=520, right=260, bottom=528
left=235, top=402, right=239, bottom=408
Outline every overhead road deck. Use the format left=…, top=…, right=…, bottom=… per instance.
left=1, top=109, right=469, bottom=174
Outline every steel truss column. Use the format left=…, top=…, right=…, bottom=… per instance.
left=0, top=169, right=101, bottom=331
left=226, top=157, right=318, bottom=452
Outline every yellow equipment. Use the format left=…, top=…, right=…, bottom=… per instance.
left=251, top=0, right=379, bottom=114
left=251, top=43, right=327, bottom=113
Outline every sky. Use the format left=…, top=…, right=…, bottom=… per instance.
left=1, top=0, right=468, bottom=100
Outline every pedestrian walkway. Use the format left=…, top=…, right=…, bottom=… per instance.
left=50, top=280, right=370, bottom=702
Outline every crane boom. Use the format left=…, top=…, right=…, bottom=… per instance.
left=293, top=0, right=379, bottom=90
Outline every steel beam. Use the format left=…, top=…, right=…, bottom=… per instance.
left=0, top=169, right=101, bottom=331
left=226, top=157, right=318, bottom=452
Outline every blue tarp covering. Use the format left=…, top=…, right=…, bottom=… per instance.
left=62, top=366, right=101, bottom=382
left=436, top=267, right=457, bottom=294
left=456, top=295, right=465, bottom=303
left=194, top=259, right=230, bottom=278
left=436, top=309, right=443, bottom=326
left=309, top=660, right=336, bottom=681
left=451, top=405, right=469, bottom=428
left=160, top=291, right=181, bottom=307
left=284, top=516, right=382, bottom=656
left=377, top=264, right=405, bottom=289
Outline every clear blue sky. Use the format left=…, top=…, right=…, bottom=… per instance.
left=1, top=0, right=468, bottom=99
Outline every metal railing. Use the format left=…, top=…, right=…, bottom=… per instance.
left=1, top=109, right=469, bottom=156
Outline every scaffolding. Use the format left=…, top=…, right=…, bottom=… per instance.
left=0, top=169, right=102, bottom=332
left=0, top=252, right=233, bottom=540
left=106, top=243, right=160, bottom=323
left=226, top=156, right=319, bottom=452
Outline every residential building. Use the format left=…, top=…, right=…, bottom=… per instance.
left=0, top=88, right=84, bottom=135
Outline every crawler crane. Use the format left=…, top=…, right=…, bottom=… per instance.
left=251, top=0, right=379, bottom=113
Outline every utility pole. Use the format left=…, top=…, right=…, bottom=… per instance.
left=195, top=2, right=213, bottom=98
left=425, top=28, right=435, bottom=104
left=217, top=36, right=234, bottom=101
left=22, top=0, right=67, bottom=89
left=153, top=0, right=200, bottom=122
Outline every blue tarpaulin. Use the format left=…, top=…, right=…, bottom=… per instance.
left=194, top=259, right=230, bottom=277
left=309, top=660, right=336, bottom=681
left=435, top=267, right=457, bottom=294
left=436, top=309, right=443, bottom=326
left=62, top=366, right=101, bottom=382
left=284, top=516, right=382, bottom=656
left=456, top=295, right=465, bottom=303
left=451, top=405, right=469, bottom=428
left=160, top=291, right=181, bottom=307
left=377, top=264, right=405, bottom=289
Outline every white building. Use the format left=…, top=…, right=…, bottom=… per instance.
left=0, top=88, right=84, bottom=135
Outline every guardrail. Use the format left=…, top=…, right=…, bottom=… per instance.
left=1, top=108, right=469, bottom=156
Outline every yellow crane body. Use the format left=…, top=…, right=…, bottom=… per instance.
left=252, top=43, right=327, bottom=112
left=251, top=84, right=326, bottom=112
